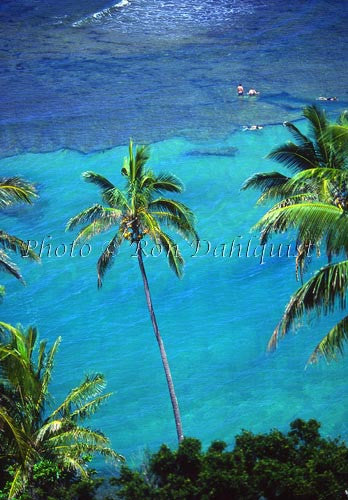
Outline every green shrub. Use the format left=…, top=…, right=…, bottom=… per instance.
left=113, top=419, right=348, bottom=500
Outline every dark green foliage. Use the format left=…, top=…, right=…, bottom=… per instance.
left=0, top=458, right=103, bottom=500
left=114, top=419, right=348, bottom=500
left=1, top=419, right=346, bottom=499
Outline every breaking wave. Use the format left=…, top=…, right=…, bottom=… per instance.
left=72, top=0, right=130, bottom=27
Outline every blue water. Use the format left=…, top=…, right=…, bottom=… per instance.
left=0, top=0, right=348, bottom=466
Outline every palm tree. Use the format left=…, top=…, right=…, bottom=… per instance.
left=0, top=322, right=122, bottom=498
left=242, top=106, right=348, bottom=278
left=66, top=140, right=198, bottom=444
left=242, top=105, right=347, bottom=200
left=245, top=108, right=348, bottom=362
left=253, top=200, right=348, bottom=363
left=0, top=176, right=39, bottom=283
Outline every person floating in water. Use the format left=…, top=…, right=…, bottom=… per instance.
left=243, top=125, right=263, bottom=131
left=247, top=88, right=260, bottom=96
left=317, top=96, right=337, bottom=101
left=237, top=83, right=244, bottom=95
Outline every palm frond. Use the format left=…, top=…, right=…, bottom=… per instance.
left=134, top=144, right=150, bottom=180
left=267, top=142, right=319, bottom=172
left=35, top=419, right=64, bottom=443
left=338, top=110, right=348, bottom=126
left=308, top=315, right=348, bottom=364
left=283, top=121, right=316, bottom=152
left=25, top=326, right=37, bottom=360
left=324, top=123, right=348, bottom=166
left=257, top=191, right=318, bottom=207
left=50, top=374, right=106, bottom=420
left=70, top=393, right=112, bottom=421
left=127, top=141, right=150, bottom=182
left=56, top=443, right=123, bottom=462
left=71, top=218, right=118, bottom=245
left=68, top=139, right=196, bottom=289
left=155, top=230, right=184, bottom=278
left=286, top=167, right=348, bottom=190
left=121, top=156, right=129, bottom=177
left=0, top=177, right=37, bottom=208
left=102, top=187, right=129, bottom=210
left=97, top=231, right=123, bottom=287
left=66, top=204, right=121, bottom=231
left=48, top=427, right=109, bottom=446
left=303, top=105, right=330, bottom=164
left=59, top=456, right=89, bottom=477
left=37, top=340, right=47, bottom=375
left=241, top=172, right=290, bottom=192
left=253, top=202, right=347, bottom=249
left=0, top=407, right=28, bottom=462
left=0, top=232, right=40, bottom=262
left=138, top=211, right=160, bottom=242
left=328, top=124, right=348, bottom=146
left=0, top=321, right=27, bottom=345
left=295, top=240, right=319, bottom=282
left=150, top=211, right=198, bottom=243
left=36, top=337, right=61, bottom=412
left=127, top=139, right=135, bottom=180
left=8, top=465, right=27, bottom=500
left=83, top=171, right=115, bottom=192
left=141, top=172, right=184, bottom=193
left=149, top=198, right=195, bottom=227
left=268, top=260, right=348, bottom=351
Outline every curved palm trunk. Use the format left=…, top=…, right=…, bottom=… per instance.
left=137, top=242, right=184, bottom=444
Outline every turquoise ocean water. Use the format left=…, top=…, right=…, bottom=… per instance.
left=0, top=0, right=348, bottom=465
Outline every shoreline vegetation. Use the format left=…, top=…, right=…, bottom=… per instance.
left=1, top=104, right=348, bottom=498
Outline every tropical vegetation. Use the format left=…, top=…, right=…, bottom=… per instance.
left=114, top=419, right=348, bottom=500
left=0, top=177, right=39, bottom=287
left=243, top=105, right=348, bottom=362
left=0, top=323, right=122, bottom=498
left=67, top=140, right=198, bottom=444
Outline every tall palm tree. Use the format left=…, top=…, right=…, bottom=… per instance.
left=0, top=322, right=122, bottom=498
left=245, top=108, right=348, bottom=362
left=66, top=140, right=198, bottom=444
left=0, top=176, right=39, bottom=283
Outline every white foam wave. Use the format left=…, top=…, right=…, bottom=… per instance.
left=72, top=0, right=130, bottom=28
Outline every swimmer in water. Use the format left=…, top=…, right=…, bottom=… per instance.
left=247, top=88, right=260, bottom=96
left=237, top=83, right=244, bottom=96
left=243, top=125, right=263, bottom=131
left=317, top=96, right=337, bottom=101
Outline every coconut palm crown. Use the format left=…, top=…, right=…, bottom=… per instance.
left=0, top=323, right=122, bottom=498
left=67, top=140, right=198, bottom=444
left=67, top=140, right=197, bottom=285
left=243, top=107, right=348, bottom=363
left=241, top=106, right=348, bottom=279
left=242, top=105, right=348, bottom=205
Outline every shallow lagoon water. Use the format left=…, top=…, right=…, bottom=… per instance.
left=0, top=0, right=347, bottom=464
left=1, top=126, right=347, bottom=462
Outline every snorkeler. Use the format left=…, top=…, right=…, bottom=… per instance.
left=242, top=125, right=263, bottom=131
left=317, top=96, right=338, bottom=101
left=247, top=88, right=260, bottom=96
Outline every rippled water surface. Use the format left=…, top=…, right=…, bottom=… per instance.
left=1, top=0, right=347, bottom=156
left=1, top=0, right=348, bottom=464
